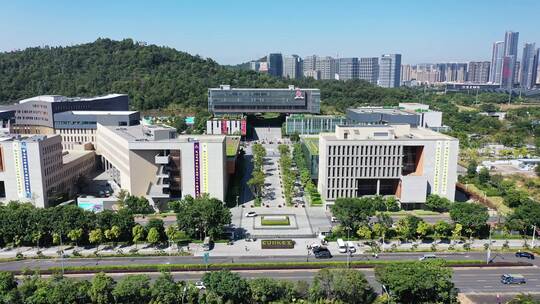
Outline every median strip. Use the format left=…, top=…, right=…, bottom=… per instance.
left=10, top=260, right=533, bottom=275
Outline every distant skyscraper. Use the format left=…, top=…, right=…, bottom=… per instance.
left=490, top=41, right=505, bottom=84
left=378, top=54, right=402, bottom=88
left=514, top=61, right=520, bottom=85
left=283, top=55, right=303, bottom=79
left=316, top=56, right=336, bottom=80
left=401, top=64, right=412, bottom=84
left=359, top=57, right=379, bottom=84
left=534, top=48, right=540, bottom=86
left=501, top=31, right=519, bottom=88
left=267, top=53, right=283, bottom=77
left=249, top=61, right=261, bottom=72
left=303, top=55, right=317, bottom=73
left=337, top=58, right=359, bottom=80
left=520, top=43, right=537, bottom=89
left=467, top=61, right=491, bottom=83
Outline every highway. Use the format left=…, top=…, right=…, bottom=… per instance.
left=0, top=251, right=534, bottom=272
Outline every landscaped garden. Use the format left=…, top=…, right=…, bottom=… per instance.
left=261, top=215, right=291, bottom=226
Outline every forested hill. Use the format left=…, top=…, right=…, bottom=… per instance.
left=0, top=38, right=414, bottom=112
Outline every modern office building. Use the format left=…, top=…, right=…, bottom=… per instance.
left=521, top=43, right=537, bottom=89
left=346, top=104, right=442, bottom=129
left=316, top=56, right=337, bottom=80
left=208, top=85, right=321, bottom=114
left=285, top=114, right=347, bottom=135
left=53, top=111, right=140, bottom=150
left=336, top=58, right=359, bottom=80
left=490, top=41, right=505, bottom=84
left=206, top=115, right=247, bottom=136
left=267, top=53, right=283, bottom=77
left=467, top=61, right=491, bottom=83
left=359, top=57, right=379, bottom=85
left=12, top=94, right=129, bottom=134
left=96, top=123, right=228, bottom=205
left=283, top=55, right=303, bottom=79
left=0, top=134, right=95, bottom=208
left=501, top=31, right=520, bottom=88
left=378, top=54, right=402, bottom=88
left=249, top=61, right=261, bottom=72
left=303, top=55, right=317, bottom=74
left=317, top=125, right=458, bottom=207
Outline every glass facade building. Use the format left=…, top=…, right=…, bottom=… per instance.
left=285, top=114, right=347, bottom=135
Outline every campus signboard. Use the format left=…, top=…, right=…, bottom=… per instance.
left=261, top=239, right=295, bottom=249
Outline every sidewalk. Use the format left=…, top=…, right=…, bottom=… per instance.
left=0, top=238, right=533, bottom=259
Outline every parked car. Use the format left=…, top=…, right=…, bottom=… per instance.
left=501, top=274, right=526, bottom=285
left=331, top=216, right=339, bottom=223
left=419, top=254, right=438, bottom=261
left=314, top=248, right=332, bottom=259
left=195, top=281, right=206, bottom=290
left=515, top=251, right=535, bottom=259
left=245, top=211, right=258, bottom=217
left=347, top=242, right=356, bottom=253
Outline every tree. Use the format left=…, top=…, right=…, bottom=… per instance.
left=88, top=228, right=103, bottom=245
left=375, top=261, right=457, bottom=304
left=424, top=194, right=451, bottom=213
left=452, top=223, right=463, bottom=242
left=150, top=272, right=181, bottom=304
left=202, top=270, right=251, bottom=304
left=467, top=160, right=478, bottom=178
left=433, top=221, right=452, bottom=239
left=0, top=272, right=20, bottom=304
left=112, top=274, right=152, bottom=304
left=478, top=167, right=491, bottom=184
left=249, top=278, right=295, bottom=304
left=507, top=294, right=540, bottom=304
left=175, top=195, right=232, bottom=240
left=248, top=170, right=266, bottom=199
left=104, top=225, right=121, bottom=245
left=449, top=203, right=488, bottom=237
left=395, top=215, right=422, bottom=241
left=124, top=195, right=154, bottom=214
left=331, top=197, right=375, bottom=231
left=132, top=225, right=145, bottom=247
left=416, top=221, right=432, bottom=240
left=67, top=228, right=83, bottom=246
left=146, top=228, right=160, bottom=245
left=506, top=201, right=540, bottom=234
left=146, top=218, right=165, bottom=243
left=357, top=225, right=373, bottom=240
left=89, top=273, right=115, bottom=304
left=309, top=268, right=376, bottom=304
left=535, top=165, right=540, bottom=178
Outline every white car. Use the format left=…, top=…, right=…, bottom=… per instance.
left=309, top=243, right=321, bottom=249
left=419, top=254, right=437, bottom=261
left=245, top=211, right=258, bottom=217
left=195, top=281, right=206, bottom=290
left=331, top=216, right=339, bottom=223
left=347, top=242, right=356, bottom=253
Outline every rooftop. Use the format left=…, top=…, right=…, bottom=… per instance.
left=102, top=124, right=225, bottom=144
left=226, top=136, right=241, bottom=157
left=321, top=124, right=456, bottom=141
left=348, top=107, right=417, bottom=116
left=69, top=111, right=138, bottom=116
left=19, top=94, right=126, bottom=104
left=62, top=150, right=94, bottom=164
left=302, top=137, right=319, bottom=155
left=210, top=85, right=319, bottom=91
left=0, top=134, right=52, bottom=143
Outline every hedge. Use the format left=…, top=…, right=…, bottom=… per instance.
left=261, top=216, right=290, bottom=226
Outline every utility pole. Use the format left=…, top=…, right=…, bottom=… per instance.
left=486, top=226, right=492, bottom=264
left=531, top=225, right=536, bottom=249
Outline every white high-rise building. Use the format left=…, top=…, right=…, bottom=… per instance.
left=521, top=43, right=537, bottom=89
left=378, top=54, right=402, bottom=88
left=283, top=55, right=303, bottom=79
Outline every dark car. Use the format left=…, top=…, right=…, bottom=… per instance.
left=501, top=274, right=526, bottom=285
left=515, top=251, right=535, bottom=259
left=314, top=248, right=332, bottom=259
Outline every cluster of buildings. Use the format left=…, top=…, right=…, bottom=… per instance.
left=204, top=85, right=457, bottom=208
left=0, top=94, right=233, bottom=209
left=250, top=53, right=402, bottom=88
left=403, top=31, right=540, bottom=90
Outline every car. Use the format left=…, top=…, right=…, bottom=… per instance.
left=515, top=251, right=535, bottom=259
left=195, top=281, right=206, bottom=290
left=245, top=211, right=258, bottom=217
left=419, top=254, right=438, bottom=261
left=331, top=216, right=339, bottom=223
left=314, top=248, right=332, bottom=259
left=501, top=274, right=526, bottom=285
left=309, top=243, right=321, bottom=250
left=347, top=242, right=356, bottom=253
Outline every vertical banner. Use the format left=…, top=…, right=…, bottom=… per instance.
left=241, top=119, right=247, bottom=136
left=193, top=141, right=201, bottom=197
left=221, top=119, right=228, bottom=134
left=20, top=142, right=32, bottom=199
left=201, top=143, right=209, bottom=194
left=12, top=142, right=24, bottom=198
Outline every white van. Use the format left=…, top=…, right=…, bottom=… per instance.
left=337, top=238, right=347, bottom=253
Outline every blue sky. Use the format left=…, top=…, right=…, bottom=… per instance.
left=1, top=0, right=539, bottom=64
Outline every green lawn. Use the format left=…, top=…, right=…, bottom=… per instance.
left=225, top=136, right=240, bottom=157
left=464, top=184, right=511, bottom=215
left=261, top=216, right=290, bottom=226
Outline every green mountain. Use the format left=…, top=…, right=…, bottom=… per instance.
left=0, top=38, right=414, bottom=112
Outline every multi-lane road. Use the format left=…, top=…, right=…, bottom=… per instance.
left=3, top=251, right=540, bottom=294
